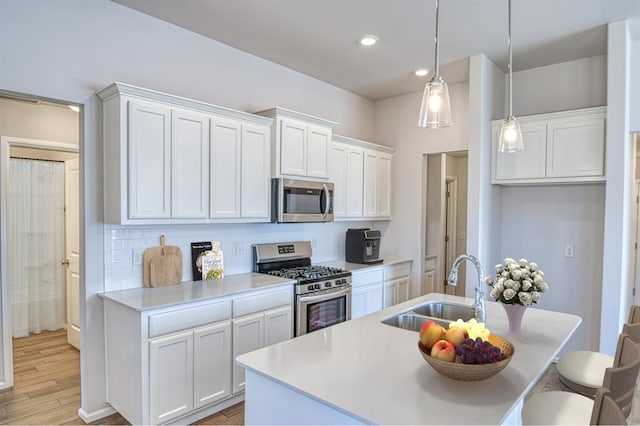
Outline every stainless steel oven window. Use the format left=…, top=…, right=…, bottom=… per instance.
left=296, top=286, right=351, bottom=336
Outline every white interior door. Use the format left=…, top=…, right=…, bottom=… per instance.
left=64, top=158, right=80, bottom=349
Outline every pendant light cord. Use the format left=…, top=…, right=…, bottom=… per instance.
left=508, top=0, right=513, bottom=117
left=434, top=0, right=440, bottom=77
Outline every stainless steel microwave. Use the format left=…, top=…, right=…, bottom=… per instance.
left=272, top=178, right=334, bottom=223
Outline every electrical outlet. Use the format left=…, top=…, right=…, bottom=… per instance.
left=232, top=242, right=244, bottom=256
left=132, top=249, right=143, bottom=265
left=564, top=244, right=575, bottom=258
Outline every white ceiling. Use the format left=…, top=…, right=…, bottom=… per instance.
left=113, top=0, right=640, bottom=100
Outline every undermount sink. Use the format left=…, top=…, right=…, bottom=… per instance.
left=381, top=301, right=476, bottom=332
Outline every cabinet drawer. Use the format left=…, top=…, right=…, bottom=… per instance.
left=149, top=300, right=232, bottom=338
left=352, top=269, right=384, bottom=287
left=233, top=287, right=292, bottom=318
left=384, top=263, right=411, bottom=281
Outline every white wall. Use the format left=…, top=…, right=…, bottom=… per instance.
left=0, top=100, right=79, bottom=143
left=631, top=40, right=640, bottom=132
left=0, top=0, right=375, bottom=419
left=600, top=20, right=634, bottom=354
left=500, top=185, right=605, bottom=353
left=512, top=55, right=607, bottom=117
left=374, top=83, right=469, bottom=298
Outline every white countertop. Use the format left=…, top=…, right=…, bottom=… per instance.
left=98, top=273, right=296, bottom=311
left=236, top=293, right=581, bottom=425
left=318, top=256, right=412, bottom=272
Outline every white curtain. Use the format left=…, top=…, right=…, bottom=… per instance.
left=8, top=158, right=66, bottom=338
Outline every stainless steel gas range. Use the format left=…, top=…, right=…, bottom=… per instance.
left=253, top=241, right=352, bottom=336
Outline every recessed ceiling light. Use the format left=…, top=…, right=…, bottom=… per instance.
left=358, top=35, right=379, bottom=47
left=415, top=68, right=429, bottom=77
left=68, top=105, right=80, bottom=112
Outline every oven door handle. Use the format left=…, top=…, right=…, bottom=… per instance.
left=321, top=183, right=330, bottom=219
left=299, top=286, right=351, bottom=303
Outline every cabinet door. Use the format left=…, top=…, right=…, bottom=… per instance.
left=128, top=100, right=171, bottom=219
left=363, top=151, right=378, bottom=217
left=328, top=143, right=348, bottom=217
left=210, top=118, right=242, bottom=218
left=241, top=124, right=270, bottom=219
left=149, top=331, right=194, bottom=424
left=264, top=306, right=293, bottom=346
left=193, top=321, right=232, bottom=409
left=396, top=278, right=410, bottom=305
left=306, top=124, right=330, bottom=178
left=346, top=147, right=364, bottom=217
left=423, top=270, right=435, bottom=295
left=494, top=122, right=547, bottom=181
left=365, top=283, right=383, bottom=315
left=382, top=281, right=395, bottom=309
left=171, top=109, right=209, bottom=218
left=377, top=153, right=392, bottom=218
left=232, top=313, right=264, bottom=394
left=546, top=117, right=605, bottom=178
left=351, top=286, right=367, bottom=320
left=280, top=119, right=307, bottom=176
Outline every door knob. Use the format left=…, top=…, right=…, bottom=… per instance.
left=61, top=259, right=70, bottom=266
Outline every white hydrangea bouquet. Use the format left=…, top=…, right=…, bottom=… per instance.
left=484, top=258, right=549, bottom=306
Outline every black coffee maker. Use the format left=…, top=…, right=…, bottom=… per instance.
left=345, top=228, right=383, bottom=264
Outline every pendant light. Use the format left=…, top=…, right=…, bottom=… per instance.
left=498, top=0, right=524, bottom=152
left=418, top=0, right=452, bottom=128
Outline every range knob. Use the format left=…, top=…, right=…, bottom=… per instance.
left=307, top=285, right=314, bottom=291
left=314, top=283, right=321, bottom=290
left=325, top=281, right=331, bottom=288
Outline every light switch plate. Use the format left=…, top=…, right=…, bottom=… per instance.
left=564, top=244, right=575, bottom=258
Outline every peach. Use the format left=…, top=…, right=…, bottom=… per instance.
left=430, top=340, right=456, bottom=362
left=419, top=320, right=445, bottom=349
left=444, top=327, right=469, bottom=347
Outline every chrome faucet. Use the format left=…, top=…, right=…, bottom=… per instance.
left=447, top=254, right=486, bottom=324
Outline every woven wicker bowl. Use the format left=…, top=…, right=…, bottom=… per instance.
left=418, top=334, right=515, bottom=381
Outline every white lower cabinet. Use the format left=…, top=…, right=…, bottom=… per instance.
left=149, top=322, right=233, bottom=424
left=351, top=283, right=383, bottom=319
left=194, top=322, right=232, bottom=408
left=103, top=285, right=293, bottom=425
left=350, top=261, right=412, bottom=318
left=382, top=278, right=410, bottom=309
left=149, top=331, right=194, bottom=424
left=232, top=305, right=292, bottom=394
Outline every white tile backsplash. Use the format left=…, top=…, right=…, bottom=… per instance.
left=103, top=221, right=377, bottom=291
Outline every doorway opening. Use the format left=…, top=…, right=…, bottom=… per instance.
left=423, top=151, right=468, bottom=297
left=0, top=97, right=80, bottom=391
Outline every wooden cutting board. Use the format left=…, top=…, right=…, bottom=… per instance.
left=143, top=235, right=183, bottom=287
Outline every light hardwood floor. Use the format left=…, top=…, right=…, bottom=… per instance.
left=0, top=329, right=244, bottom=425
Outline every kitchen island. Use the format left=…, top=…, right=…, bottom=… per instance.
left=236, top=293, right=581, bottom=425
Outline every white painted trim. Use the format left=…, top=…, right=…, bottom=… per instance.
left=254, top=106, right=338, bottom=128
left=96, top=82, right=274, bottom=127
left=332, top=134, right=394, bottom=154
left=77, top=406, right=117, bottom=423
left=0, top=135, right=79, bottom=391
left=489, top=106, right=607, bottom=126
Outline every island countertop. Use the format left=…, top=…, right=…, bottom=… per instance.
left=236, top=293, right=581, bottom=425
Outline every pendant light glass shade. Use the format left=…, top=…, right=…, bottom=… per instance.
left=418, top=0, right=452, bottom=128
left=498, top=0, right=523, bottom=152
left=418, top=75, right=452, bottom=128
left=498, top=115, right=524, bottom=152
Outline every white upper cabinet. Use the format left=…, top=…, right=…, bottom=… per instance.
left=330, top=135, right=393, bottom=220
left=255, top=107, right=337, bottom=179
left=98, top=82, right=273, bottom=224
left=127, top=100, right=171, bottom=219
left=172, top=109, right=210, bottom=219
left=492, top=107, right=606, bottom=185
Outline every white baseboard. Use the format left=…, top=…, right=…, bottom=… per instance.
left=78, top=405, right=117, bottom=423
